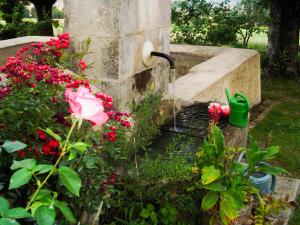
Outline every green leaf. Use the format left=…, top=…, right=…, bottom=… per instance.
left=52, top=20, right=60, bottom=28
left=257, top=165, right=287, bottom=176
left=230, top=162, right=247, bottom=174
left=43, top=128, right=61, bottom=142
left=0, top=218, right=20, bottom=225
left=263, top=146, right=280, bottom=161
left=68, top=150, right=77, bottom=161
left=227, top=189, right=244, bottom=209
left=140, top=209, right=150, bottom=218
left=201, top=191, right=219, bottom=211
left=201, top=141, right=216, bottom=160
left=34, top=205, right=56, bottom=225
left=9, top=168, right=32, bottom=189
left=10, top=159, right=36, bottom=170
left=204, top=182, right=226, bottom=191
left=201, top=166, right=220, bottom=185
left=68, top=142, right=90, bottom=153
left=150, top=211, right=157, bottom=224
left=212, top=125, right=225, bottom=156
left=30, top=189, right=52, bottom=203
left=220, top=191, right=240, bottom=220
left=58, top=167, right=81, bottom=196
left=147, top=204, right=155, bottom=211
left=0, top=197, right=9, bottom=217
left=54, top=201, right=76, bottom=223
left=33, top=165, right=54, bottom=175
left=249, top=136, right=260, bottom=153
left=247, top=151, right=268, bottom=168
left=1, top=141, right=27, bottom=153
left=6, top=208, right=32, bottom=219
left=83, top=155, right=104, bottom=169
left=30, top=202, right=49, bottom=216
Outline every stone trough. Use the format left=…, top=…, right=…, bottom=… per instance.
left=169, top=44, right=261, bottom=107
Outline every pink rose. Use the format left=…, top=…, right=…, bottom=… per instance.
left=65, top=86, right=109, bottom=126
left=221, top=105, right=230, bottom=118
left=208, top=102, right=222, bottom=123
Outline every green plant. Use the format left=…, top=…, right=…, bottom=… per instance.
left=159, top=203, right=178, bottom=224
left=190, top=125, right=250, bottom=224
left=189, top=124, right=287, bottom=224
left=4, top=120, right=86, bottom=224
left=140, top=204, right=158, bottom=225
left=0, top=196, right=32, bottom=225
left=246, top=136, right=287, bottom=176
left=171, top=0, right=241, bottom=46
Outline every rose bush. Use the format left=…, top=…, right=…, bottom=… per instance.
left=0, top=34, right=136, bottom=224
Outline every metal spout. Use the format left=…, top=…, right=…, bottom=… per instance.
left=151, top=51, right=175, bottom=69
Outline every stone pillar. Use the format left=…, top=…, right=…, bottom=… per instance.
left=64, top=0, right=171, bottom=110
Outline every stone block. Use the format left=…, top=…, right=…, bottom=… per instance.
left=93, top=61, right=170, bottom=110
left=119, top=28, right=170, bottom=79
left=70, top=36, right=119, bottom=80
left=119, top=0, right=171, bottom=35
left=64, top=0, right=120, bottom=37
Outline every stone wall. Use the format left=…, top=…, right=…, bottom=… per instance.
left=0, top=36, right=52, bottom=66
left=171, top=52, right=211, bottom=79
left=64, top=0, right=172, bottom=110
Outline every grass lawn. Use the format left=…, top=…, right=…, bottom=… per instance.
left=244, top=29, right=300, bottom=223
left=250, top=79, right=300, bottom=224
left=250, top=79, right=300, bottom=178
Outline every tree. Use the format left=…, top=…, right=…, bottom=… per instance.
left=52, top=6, right=64, bottom=19
left=0, top=0, right=27, bottom=39
left=0, top=0, right=25, bottom=24
left=236, top=0, right=266, bottom=47
left=266, top=0, right=300, bottom=78
left=171, top=0, right=240, bottom=46
left=27, top=0, right=57, bottom=36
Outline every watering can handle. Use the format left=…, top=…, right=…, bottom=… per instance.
left=234, top=93, right=250, bottom=108
left=225, top=88, right=231, bottom=104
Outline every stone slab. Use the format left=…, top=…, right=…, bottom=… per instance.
left=268, top=176, right=300, bottom=225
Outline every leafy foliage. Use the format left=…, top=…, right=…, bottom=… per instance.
left=0, top=196, right=32, bottom=225
left=171, top=0, right=266, bottom=46
left=171, top=0, right=240, bottom=45
left=189, top=125, right=286, bottom=224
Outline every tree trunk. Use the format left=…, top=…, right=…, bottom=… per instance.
left=266, top=0, right=300, bottom=78
left=30, top=0, right=57, bottom=36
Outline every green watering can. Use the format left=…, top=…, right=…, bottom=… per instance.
left=225, top=88, right=250, bottom=128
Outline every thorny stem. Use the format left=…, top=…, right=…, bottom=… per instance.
left=26, top=119, right=78, bottom=210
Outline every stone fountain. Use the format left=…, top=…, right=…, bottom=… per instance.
left=64, top=0, right=172, bottom=110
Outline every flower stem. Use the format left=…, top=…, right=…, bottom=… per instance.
left=26, top=119, right=78, bottom=210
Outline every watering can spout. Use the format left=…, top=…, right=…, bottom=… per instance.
left=225, top=88, right=231, bottom=104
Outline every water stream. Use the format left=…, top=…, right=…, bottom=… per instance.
left=170, top=68, right=177, bottom=131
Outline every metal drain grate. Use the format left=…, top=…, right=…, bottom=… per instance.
left=162, top=103, right=228, bottom=138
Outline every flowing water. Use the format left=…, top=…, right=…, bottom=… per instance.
left=170, top=68, right=177, bottom=131
left=151, top=103, right=228, bottom=157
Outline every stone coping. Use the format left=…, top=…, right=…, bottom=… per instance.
left=0, top=36, right=54, bottom=67
left=169, top=44, right=261, bottom=107
left=0, top=36, right=52, bottom=49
